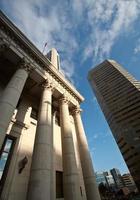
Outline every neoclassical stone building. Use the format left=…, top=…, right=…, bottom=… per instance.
left=0, top=12, right=100, bottom=200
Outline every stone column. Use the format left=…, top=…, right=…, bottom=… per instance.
left=51, top=111, right=57, bottom=200
left=0, top=60, right=32, bottom=149
left=1, top=98, right=32, bottom=200
left=72, top=107, right=101, bottom=200
left=27, top=80, right=53, bottom=200
left=59, top=96, right=82, bottom=200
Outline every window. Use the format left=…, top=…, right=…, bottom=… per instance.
left=57, top=55, right=60, bottom=70
left=0, top=135, right=15, bottom=194
left=56, top=171, right=64, bottom=198
left=31, top=108, right=38, bottom=120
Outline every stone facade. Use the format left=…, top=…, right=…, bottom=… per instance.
left=0, top=11, right=100, bottom=200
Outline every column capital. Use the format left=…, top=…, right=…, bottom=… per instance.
left=59, top=95, right=69, bottom=105
left=71, top=106, right=82, bottom=116
left=18, top=58, right=33, bottom=73
left=41, top=79, right=54, bottom=91
left=0, top=42, right=9, bottom=53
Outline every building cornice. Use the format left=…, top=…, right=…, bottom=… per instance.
left=0, top=11, right=84, bottom=103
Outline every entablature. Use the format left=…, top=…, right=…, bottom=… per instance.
left=0, top=11, right=84, bottom=106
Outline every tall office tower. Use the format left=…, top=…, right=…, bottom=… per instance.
left=110, top=168, right=123, bottom=189
left=88, top=59, right=140, bottom=191
left=104, top=172, right=115, bottom=188
left=95, top=171, right=115, bottom=188
left=0, top=12, right=101, bottom=200
left=122, top=173, right=136, bottom=192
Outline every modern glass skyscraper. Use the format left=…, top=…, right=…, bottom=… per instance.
left=110, top=168, right=123, bottom=189
left=88, top=60, right=140, bottom=191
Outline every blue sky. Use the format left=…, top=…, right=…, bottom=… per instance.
left=1, top=0, right=140, bottom=174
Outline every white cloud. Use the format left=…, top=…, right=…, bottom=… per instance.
left=72, top=0, right=84, bottom=16
left=1, top=0, right=79, bottom=81
left=84, top=0, right=140, bottom=62
left=1, top=0, right=140, bottom=79
left=90, top=146, right=96, bottom=152
left=92, top=130, right=112, bottom=141
left=134, top=38, right=140, bottom=54
left=93, top=134, right=98, bottom=139
left=60, top=59, right=75, bottom=82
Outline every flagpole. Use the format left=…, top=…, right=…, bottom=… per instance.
left=42, top=42, right=47, bottom=54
